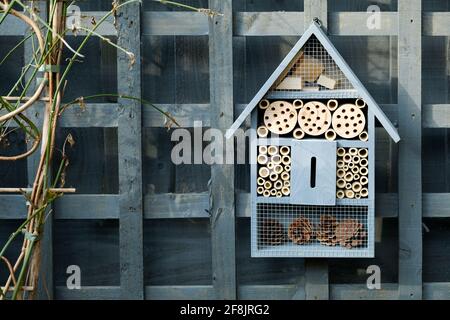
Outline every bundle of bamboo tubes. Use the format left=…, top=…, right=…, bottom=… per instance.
left=257, top=145, right=291, bottom=197
left=336, top=147, right=369, bottom=199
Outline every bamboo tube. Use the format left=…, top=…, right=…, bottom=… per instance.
left=325, top=129, right=336, bottom=141
left=269, top=173, right=279, bottom=181
left=257, top=177, right=265, bottom=186
left=355, top=193, right=361, bottom=199
left=257, top=187, right=264, bottom=195
left=259, top=99, right=270, bottom=110
left=337, top=147, right=346, bottom=157
left=353, top=173, right=360, bottom=181
left=279, top=146, right=290, bottom=156
left=271, top=154, right=282, bottom=165
left=360, top=188, right=369, bottom=198
left=359, top=131, right=369, bottom=142
left=259, top=145, right=268, bottom=155
left=336, top=190, right=345, bottom=199
left=259, top=167, right=270, bottom=178
left=351, top=166, right=359, bottom=174
left=267, top=162, right=274, bottom=170
left=293, top=128, right=305, bottom=140
left=276, top=191, right=283, bottom=198
left=360, top=158, right=368, bottom=167
left=336, top=169, right=345, bottom=178
left=337, top=160, right=345, bottom=168
left=360, top=167, right=368, bottom=176
left=343, top=154, right=352, bottom=163
left=268, top=145, right=278, bottom=155
left=284, top=180, right=290, bottom=187
left=344, top=172, right=354, bottom=182
left=349, top=148, right=358, bottom=156
left=360, top=176, right=368, bottom=185
left=345, top=190, right=355, bottom=199
left=281, top=187, right=290, bottom=196
left=274, top=180, right=283, bottom=190
left=274, top=164, right=283, bottom=174
left=355, top=98, right=366, bottom=108
left=352, top=155, right=360, bottom=165
left=270, top=189, right=277, bottom=196
left=264, top=181, right=272, bottom=189
left=284, top=165, right=291, bottom=172
left=348, top=162, right=354, bottom=168
left=257, top=154, right=268, bottom=165
left=282, top=155, right=291, bottom=165
left=257, top=126, right=269, bottom=138
left=346, top=183, right=352, bottom=190
left=327, top=99, right=338, bottom=111
left=293, top=99, right=304, bottom=109
left=281, top=172, right=290, bottom=181
left=352, top=182, right=362, bottom=193
left=263, top=190, right=271, bottom=197
left=358, top=148, right=368, bottom=158
left=337, top=179, right=346, bottom=189
left=343, top=165, right=349, bottom=171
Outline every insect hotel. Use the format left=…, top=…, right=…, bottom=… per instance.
left=227, top=21, right=400, bottom=258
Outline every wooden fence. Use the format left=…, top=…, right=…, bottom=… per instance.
left=1, top=0, right=450, bottom=299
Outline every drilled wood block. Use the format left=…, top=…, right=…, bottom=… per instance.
left=298, top=101, right=331, bottom=136
left=332, top=104, right=366, bottom=139
left=263, top=101, right=297, bottom=134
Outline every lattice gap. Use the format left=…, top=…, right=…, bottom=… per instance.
left=255, top=203, right=369, bottom=257
left=271, top=35, right=355, bottom=92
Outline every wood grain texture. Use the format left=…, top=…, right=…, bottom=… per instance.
left=303, top=0, right=329, bottom=301
left=209, top=0, right=236, bottom=300
left=4, top=192, right=450, bottom=220
left=52, top=282, right=450, bottom=300
left=13, top=103, right=450, bottom=129
left=116, top=1, right=144, bottom=299
left=398, top=0, right=422, bottom=300
left=2, top=12, right=450, bottom=37
left=23, top=0, right=53, bottom=299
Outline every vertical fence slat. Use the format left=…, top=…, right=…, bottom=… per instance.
left=23, top=0, right=53, bottom=300
left=117, top=1, right=144, bottom=299
left=398, top=0, right=422, bottom=300
left=209, top=0, right=236, bottom=299
left=303, top=0, right=329, bottom=301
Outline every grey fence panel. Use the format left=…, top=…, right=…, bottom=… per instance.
left=117, top=1, right=144, bottom=299
left=398, top=0, right=423, bottom=299
left=209, top=0, right=236, bottom=300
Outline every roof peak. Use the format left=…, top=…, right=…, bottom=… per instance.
left=226, top=21, right=400, bottom=143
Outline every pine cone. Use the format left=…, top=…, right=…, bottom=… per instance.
left=335, top=219, right=366, bottom=249
left=316, top=215, right=338, bottom=246
left=259, top=218, right=285, bottom=245
left=288, top=217, right=313, bottom=245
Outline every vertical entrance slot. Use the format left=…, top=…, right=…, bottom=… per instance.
left=310, top=157, right=316, bottom=188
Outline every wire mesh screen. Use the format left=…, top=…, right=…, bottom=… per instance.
left=253, top=203, right=371, bottom=257
left=271, top=35, right=354, bottom=93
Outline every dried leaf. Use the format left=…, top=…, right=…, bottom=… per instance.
left=77, top=96, right=86, bottom=112
left=127, top=52, right=136, bottom=69
left=164, top=114, right=175, bottom=131
left=66, top=133, right=75, bottom=148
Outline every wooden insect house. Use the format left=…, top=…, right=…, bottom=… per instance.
left=226, top=21, right=400, bottom=258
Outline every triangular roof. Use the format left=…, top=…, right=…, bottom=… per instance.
left=225, top=21, right=400, bottom=143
